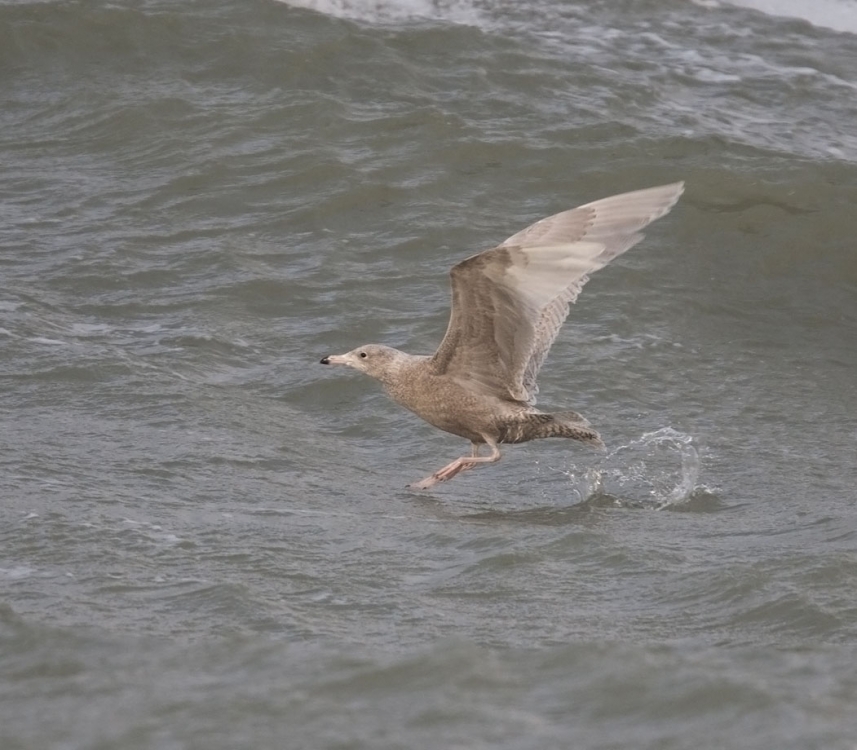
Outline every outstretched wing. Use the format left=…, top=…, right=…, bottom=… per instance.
left=429, top=182, right=684, bottom=403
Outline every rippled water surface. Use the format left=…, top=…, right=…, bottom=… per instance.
left=2, top=0, right=857, bottom=747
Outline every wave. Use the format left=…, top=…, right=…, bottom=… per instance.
left=718, top=0, right=857, bottom=35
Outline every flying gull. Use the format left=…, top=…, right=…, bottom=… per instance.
left=321, top=182, right=684, bottom=489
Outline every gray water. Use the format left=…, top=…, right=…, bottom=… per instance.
left=2, top=0, right=857, bottom=747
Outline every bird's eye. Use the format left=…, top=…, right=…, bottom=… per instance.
left=359, top=351, right=368, bottom=358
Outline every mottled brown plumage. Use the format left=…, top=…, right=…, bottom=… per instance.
left=320, top=182, right=684, bottom=489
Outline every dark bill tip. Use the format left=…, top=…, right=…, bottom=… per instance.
left=320, top=357, right=330, bottom=365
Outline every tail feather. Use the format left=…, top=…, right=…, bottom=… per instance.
left=497, top=411, right=603, bottom=447
left=554, top=410, right=590, bottom=427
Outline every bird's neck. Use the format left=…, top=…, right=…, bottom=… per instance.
left=376, top=352, right=429, bottom=391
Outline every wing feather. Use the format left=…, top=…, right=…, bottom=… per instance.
left=430, top=182, right=684, bottom=403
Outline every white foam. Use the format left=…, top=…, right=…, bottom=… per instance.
left=277, top=0, right=483, bottom=25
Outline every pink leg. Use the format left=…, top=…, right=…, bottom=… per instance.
left=409, top=440, right=501, bottom=490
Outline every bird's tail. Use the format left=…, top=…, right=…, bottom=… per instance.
left=552, top=412, right=604, bottom=448
left=498, top=411, right=604, bottom=448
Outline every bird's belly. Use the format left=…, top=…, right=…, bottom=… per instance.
left=417, top=404, right=488, bottom=442
left=385, top=377, right=499, bottom=443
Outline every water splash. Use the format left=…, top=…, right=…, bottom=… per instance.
left=565, top=427, right=702, bottom=509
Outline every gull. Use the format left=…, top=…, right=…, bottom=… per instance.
left=320, top=182, right=684, bottom=489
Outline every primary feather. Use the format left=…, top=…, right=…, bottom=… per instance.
left=430, top=182, right=685, bottom=404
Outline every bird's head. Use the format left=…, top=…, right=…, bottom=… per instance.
left=319, top=344, right=406, bottom=382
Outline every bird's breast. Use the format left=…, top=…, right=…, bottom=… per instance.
left=383, top=369, right=500, bottom=442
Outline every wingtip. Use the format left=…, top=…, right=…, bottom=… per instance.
left=665, top=180, right=685, bottom=209
left=651, top=180, right=685, bottom=199
left=664, top=180, right=686, bottom=202
left=644, top=181, right=686, bottom=218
